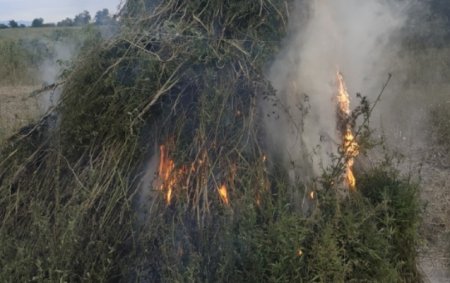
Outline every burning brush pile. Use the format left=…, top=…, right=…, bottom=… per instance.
left=0, top=0, right=421, bottom=282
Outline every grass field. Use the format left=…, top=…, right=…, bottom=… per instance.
left=0, top=26, right=98, bottom=85
left=0, top=26, right=98, bottom=141
left=0, top=26, right=82, bottom=41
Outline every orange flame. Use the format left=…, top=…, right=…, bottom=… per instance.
left=159, top=145, right=176, bottom=204
left=159, top=145, right=175, bottom=182
left=218, top=184, right=229, bottom=205
left=158, top=144, right=235, bottom=207
left=337, top=73, right=351, bottom=116
left=336, top=72, right=359, bottom=190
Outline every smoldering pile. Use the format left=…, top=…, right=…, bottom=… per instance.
left=0, top=1, right=422, bottom=282
left=0, top=0, right=293, bottom=280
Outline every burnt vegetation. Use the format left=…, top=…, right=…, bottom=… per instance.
left=0, top=0, right=422, bottom=282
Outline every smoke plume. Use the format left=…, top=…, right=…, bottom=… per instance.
left=262, top=0, right=414, bottom=183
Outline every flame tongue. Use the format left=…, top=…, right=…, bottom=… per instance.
left=218, top=184, right=229, bottom=205
left=159, top=144, right=176, bottom=204
left=157, top=143, right=232, bottom=206
left=336, top=72, right=359, bottom=190
left=337, top=72, right=351, bottom=116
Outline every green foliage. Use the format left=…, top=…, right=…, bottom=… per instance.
left=129, top=162, right=421, bottom=282
left=0, top=137, right=138, bottom=282
left=358, top=166, right=421, bottom=281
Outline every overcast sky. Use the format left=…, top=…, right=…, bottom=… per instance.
left=0, top=0, right=123, bottom=23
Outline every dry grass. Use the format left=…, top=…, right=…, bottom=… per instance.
left=0, top=86, right=41, bottom=142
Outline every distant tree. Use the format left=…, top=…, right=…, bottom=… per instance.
left=31, top=18, right=44, bottom=28
left=19, top=24, right=26, bottom=28
left=74, top=11, right=91, bottom=26
left=95, top=8, right=112, bottom=25
left=57, top=17, right=74, bottom=27
left=0, top=24, right=8, bottom=29
left=9, top=20, right=18, bottom=28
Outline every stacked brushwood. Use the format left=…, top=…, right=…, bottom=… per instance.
left=0, top=0, right=422, bottom=282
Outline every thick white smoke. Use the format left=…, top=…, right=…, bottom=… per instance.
left=37, top=41, right=78, bottom=113
left=262, top=0, right=413, bottom=183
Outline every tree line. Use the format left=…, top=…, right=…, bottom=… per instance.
left=0, top=9, right=114, bottom=29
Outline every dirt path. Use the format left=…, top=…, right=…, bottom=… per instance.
left=385, top=124, right=449, bottom=282
left=418, top=150, right=450, bottom=283
left=383, top=81, right=450, bottom=282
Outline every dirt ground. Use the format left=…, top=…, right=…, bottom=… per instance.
left=393, top=130, right=450, bottom=282
left=418, top=148, right=450, bottom=283
left=383, top=79, right=450, bottom=282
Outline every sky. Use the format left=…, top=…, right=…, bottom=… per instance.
left=0, top=0, right=123, bottom=23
